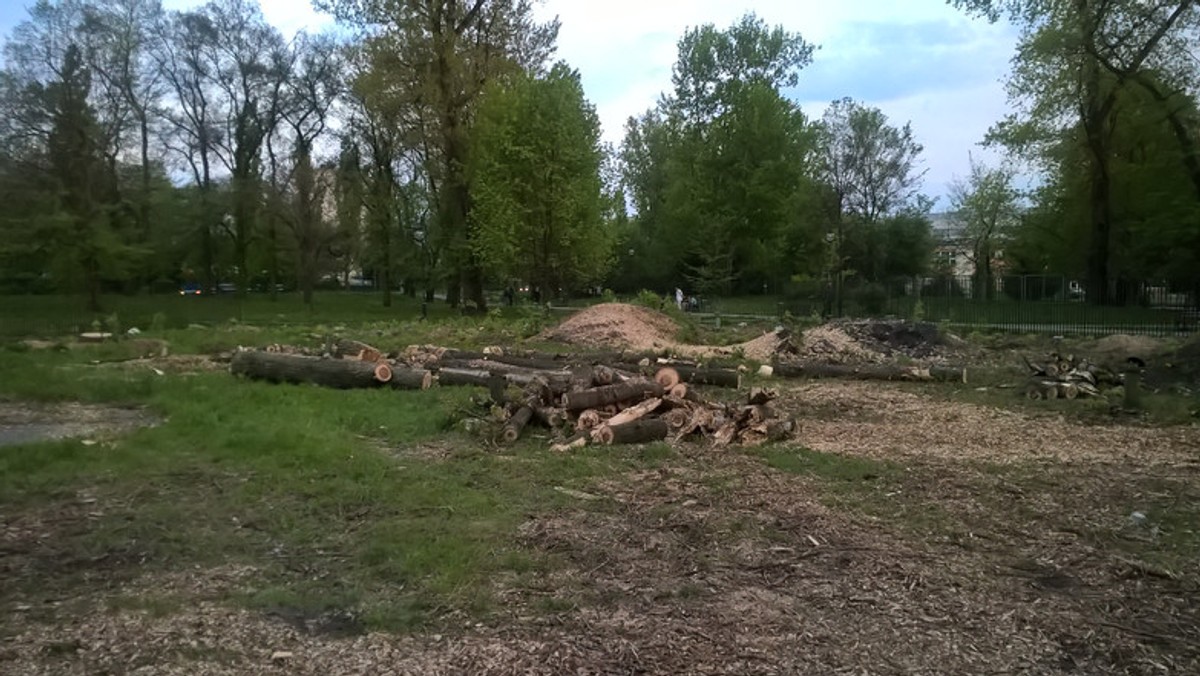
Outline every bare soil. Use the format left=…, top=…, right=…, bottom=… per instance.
left=0, top=401, right=160, bottom=448
left=3, top=380, right=1197, bottom=674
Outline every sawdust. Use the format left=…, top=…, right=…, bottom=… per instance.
left=797, top=324, right=882, bottom=363
left=538, top=303, right=681, bottom=351
left=783, top=381, right=1198, bottom=466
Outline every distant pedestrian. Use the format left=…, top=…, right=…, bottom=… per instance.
left=675, top=287, right=684, bottom=311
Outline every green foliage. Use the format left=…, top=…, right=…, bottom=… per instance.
left=617, top=14, right=823, bottom=296
left=633, top=289, right=667, bottom=311
left=470, top=63, right=613, bottom=297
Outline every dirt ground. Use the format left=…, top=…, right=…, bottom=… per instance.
left=3, top=378, right=1198, bottom=675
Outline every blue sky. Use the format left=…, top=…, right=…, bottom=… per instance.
left=1, top=0, right=1021, bottom=206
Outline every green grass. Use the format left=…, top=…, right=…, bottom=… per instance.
left=0, top=292, right=562, bottom=340
left=0, top=339, right=650, bottom=631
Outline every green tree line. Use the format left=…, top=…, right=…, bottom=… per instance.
left=2, top=1, right=1198, bottom=311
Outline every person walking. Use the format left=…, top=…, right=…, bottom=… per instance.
left=675, top=287, right=684, bottom=311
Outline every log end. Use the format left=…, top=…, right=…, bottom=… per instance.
left=374, top=363, right=393, bottom=383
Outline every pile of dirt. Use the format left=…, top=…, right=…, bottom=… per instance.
left=538, top=303, right=680, bottom=351
left=797, top=325, right=883, bottom=364
left=796, top=320, right=950, bottom=364
left=1089, top=334, right=1166, bottom=360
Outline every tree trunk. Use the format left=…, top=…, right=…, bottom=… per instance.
left=231, top=351, right=393, bottom=389
left=595, top=418, right=670, bottom=446
left=669, top=365, right=741, bottom=389
left=562, top=380, right=664, bottom=412
left=389, top=367, right=433, bottom=390
left=772, top=362, right=967, bottom=383
left=502, top=406, right=534, bottom=443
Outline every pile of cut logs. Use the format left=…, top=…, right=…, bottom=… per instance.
left=230, top=340, right=792, bottom=448
left=1021, top=352, right=1121, bottom=400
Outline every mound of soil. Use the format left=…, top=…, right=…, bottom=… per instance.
left=539, top=303, right=681, bottom=351
left=1089, top=334, right=1166, bottom=359
left=797, top=320, right=950, bottom=364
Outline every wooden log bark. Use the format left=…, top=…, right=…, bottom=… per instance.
left=436, top=363, right=571, bottom=394
left=605, top=397, right=662, bottom=428
left=576, top=410, right=603, bottom=431
left=562, top=379, right=664, bottom=412
left=503, top=406, right=534, bottom=443
left=671, top=365, right=741, bottom=389
left=570, top=365, right=595, bottom=392
left=598, top=418, right=670, bottom=445
left=592, top=365, right=616, bottom=386
left=655, top=367, right=681, bottom=390
left=773, top=362, right=966, bottom=383
left=389, top=366, right=433, bottom=390
left=232, top=351, right=391, bottom=389
left=334, top=338, right=384, bottom=362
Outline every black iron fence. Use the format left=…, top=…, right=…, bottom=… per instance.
left=779, top=275, right=1200, bottom=337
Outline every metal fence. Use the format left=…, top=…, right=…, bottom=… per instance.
left=778, top=275, right=1200, bottom=337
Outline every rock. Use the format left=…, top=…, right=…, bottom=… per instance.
left=757, top=365, right=774, bottom=378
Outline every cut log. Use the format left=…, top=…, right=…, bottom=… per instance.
left=671, top=365, right=741, bottom=389
left=437, top=367, right=494, bottom=388
left=232, top=351, right=392, bottom=389
left=678, top=408, right=715, bottom=437
left=663, top=408, right=691, bottom=430
left=668, top=383, right=689, bottom=399
left=388, top=366, right=432, bottom=390
left=79, top=332, right=114, bottom=343
left=655, top=367, right=681, bottom=390
left=773, top=362, right=965, bottom=383
left=597, top=419, right=670, bottom=446
left=562, top=379, right=664, bottom=412
left=576, top=410, right=603, bottom=431
left=530, top=405, right=564, bottom=429
left=605, top=397, right=662, bottom=428
left=334, top=339, right=384, bottom=362
left=592, top=365, right=616, bottom=386
left=569, top=365, right=595, bottom=392
left=502, top=406, right=534, bottom=443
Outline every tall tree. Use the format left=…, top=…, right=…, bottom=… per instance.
left=317, top=0, right=559, bottom=310
left=948, top=158, right=1022, bottom=299
left=952, top=0, right=1199, bottom=301
left=816, top=98, right=926, bottom=308
left=620, top=13, right=820, bottom=296
left=470, top=63, right=611, bottom=299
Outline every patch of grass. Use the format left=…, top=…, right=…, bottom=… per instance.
left=0, top=346, right=660, bottom=632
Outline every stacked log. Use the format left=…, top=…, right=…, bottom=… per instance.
left=232, top=339, right=797, bottom=450
left=1022, top=353, right=1115, bottom=400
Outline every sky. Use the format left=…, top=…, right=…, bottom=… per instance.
left=0, top=0, right=1021, bottom=207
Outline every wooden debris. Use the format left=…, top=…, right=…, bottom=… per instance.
left=502, top=406, right=534, bottom=443
left=231, top=351, right=393, bottom=389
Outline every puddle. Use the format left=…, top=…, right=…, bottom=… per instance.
left=0, top=402, right=161, bottom=447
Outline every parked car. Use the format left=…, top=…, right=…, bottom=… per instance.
left=179, top=283, right=203, bottom=296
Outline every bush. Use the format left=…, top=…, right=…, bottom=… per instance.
left=633, top=289, right=665, bottom=311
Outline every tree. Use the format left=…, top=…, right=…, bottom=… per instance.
left=1, top=1, right=139, bottom=308
left=952, top=0, right=1200, bottom=301
left=948, top=158, right=1022, bottom=299
left=470, top=63, right=612, bottom=299
left=816, top=98, right=926, bottom=309
left=272, top=33, right=343, bottom=305
left=316, top=0, right=559, bottom=310
left=619, top=13, right=821, bottom=296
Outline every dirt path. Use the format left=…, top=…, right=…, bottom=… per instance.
left=3, top=382, right=1197, bottom=675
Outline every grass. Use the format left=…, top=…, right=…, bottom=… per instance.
left=0, top=336, right=652, bottom=631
